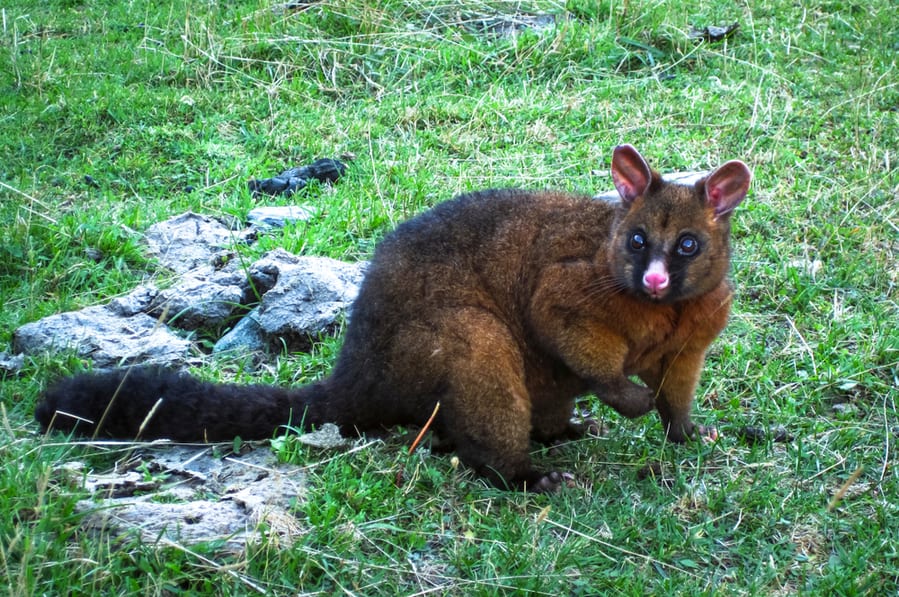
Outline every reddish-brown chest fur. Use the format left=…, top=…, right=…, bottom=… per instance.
left=590, top=264, right=734, bottom=377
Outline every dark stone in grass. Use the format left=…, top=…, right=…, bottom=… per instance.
left=738, top=425, right=792, bottom=445
left=213, top=308, right=268, bottom=357
left=636, top=461, right=662, bottom=480
left=738, top=426, right=765, bottom=444
left=688, top=22, right=740, bottom=42
left=249, top=174, right=304, bottom=197
left=248, top=158, right=347, bottom=198
left=770, top=426, right=791, bottom=443
left=636, top=462, right=674, bottom=487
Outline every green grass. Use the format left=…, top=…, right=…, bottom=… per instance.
left=2, top=0, right=898, bottom=594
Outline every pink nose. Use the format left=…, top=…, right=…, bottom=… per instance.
left=643, top=271, right=669, bottom=293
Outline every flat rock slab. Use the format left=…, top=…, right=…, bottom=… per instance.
left=144, top=211, right=242, bottom=274
left=12, top=305, right=192, bottom=368
left=61, top=444, right=307, bottom=553
left=247, top=205, right=316, bottom=228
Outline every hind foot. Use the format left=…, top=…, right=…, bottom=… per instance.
left=520, top=470, right=576, bottom=493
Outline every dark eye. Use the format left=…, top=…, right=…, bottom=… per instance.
left=677, top=235, right=699, bottom=256
left=629, top=232, right=646, bottom=251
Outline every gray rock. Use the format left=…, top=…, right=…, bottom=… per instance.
left=212, top=308, right=267, bottom=356
left=0, top=352, right=25, bottom=375
left=216, top=249, right=367, bottom=354
left=12, top=305, right=192, bottom=368
left=65, top=445, right=307, bottom=553
left=14, top=246, right=366, bottom=365
left=247, top=205, right=315, bottom=228
left=144, top=211, right=239, bottom=274
left=107, top=284, right=159, bottom=317
left=80, top=498, right=253, bottom=552
left=148, top=273, right=246, bottom=331
left=295, top=423, right=349, bottom=450
left=252, top=250, right=366, bottom=352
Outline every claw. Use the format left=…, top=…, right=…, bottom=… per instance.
left=697, top=425, right=719, bottom=443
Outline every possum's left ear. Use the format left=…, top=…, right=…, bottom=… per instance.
left=705, top=160, right=752, bottom=219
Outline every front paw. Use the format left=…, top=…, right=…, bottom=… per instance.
left=696, top=425, right=719, bottom=443
left=594, top=379, right=656, bottom=419
left=664, top=421, right=718, bottom=444
left=624, top=385, right=657, bottom=418
left=612, top=383, right=656, bottom=418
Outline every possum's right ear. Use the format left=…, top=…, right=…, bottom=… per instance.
left=611, top=144, right=653, bottom=205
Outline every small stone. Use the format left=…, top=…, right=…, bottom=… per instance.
left=0, top=352, right=25, bottom=375
left=738, top=426, right=766, bottom=445
left=832, top=402, right=858, bottom=416
left=295, top=423, right=348, bottom=450
left=213, top=308, right=267, bottom=356
left=247, top=205, right=316, bottom=228
left=771, top=425, right=792, bottom=443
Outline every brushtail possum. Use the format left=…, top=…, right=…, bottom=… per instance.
left=36, top=144, right=751, bottom=492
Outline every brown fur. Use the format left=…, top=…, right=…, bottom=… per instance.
left=36, top=145, right=751, bottom=492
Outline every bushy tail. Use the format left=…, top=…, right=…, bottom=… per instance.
left=35, top=367, right=329, bottom=442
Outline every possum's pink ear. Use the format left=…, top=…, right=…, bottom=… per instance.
left=611, top=144, right=652, bottom=205
left=705, top=160, right=752, bottom=218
